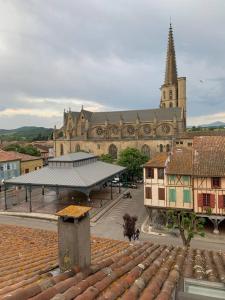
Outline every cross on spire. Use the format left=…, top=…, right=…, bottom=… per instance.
left=165, top=23, right=177, bottom=85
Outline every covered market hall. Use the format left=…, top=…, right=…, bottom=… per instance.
left=3, top=152, right=126, bottom=212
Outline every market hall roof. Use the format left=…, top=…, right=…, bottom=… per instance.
left=1, top=224, right=225, bottom=300
left=49, top=152, right=96, bottom=162
left=67, top=107, right=183, bottom=124
left=4, top=152, right=126, bottom=188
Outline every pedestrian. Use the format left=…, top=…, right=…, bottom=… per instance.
left=135, top=228, right=140, bottom=240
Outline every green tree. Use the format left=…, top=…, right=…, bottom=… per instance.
left=100, top=154, right=114, bottom=163
left=122, top=213, right=138, bottom=241
left=167, top=210, right=205, bottom=247
left=4, top=143, right=41, bottom=157
left=117, top=147, right=148, bottom=181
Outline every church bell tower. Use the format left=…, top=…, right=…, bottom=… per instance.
left=160, top=23, right=186, bottom=124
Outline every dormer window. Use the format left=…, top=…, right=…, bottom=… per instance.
left=146, top=167, right=154, bottom=179
left=212, top=177, right=221, bottom=188
left=158, top=168, right=164, bottom=179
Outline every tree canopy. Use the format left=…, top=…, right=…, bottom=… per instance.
left=3, top=144, right=41, bottom=157
left=99, top=154, right=114, bottom=164
left=167, top=210, right=205, bottom=247
left=117, top=147, right=148, bottom=180
left=122, top=213, right=138, bottom=241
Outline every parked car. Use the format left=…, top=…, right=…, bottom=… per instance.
left=136, top=179, right=143, bottom=184
left=128, top=183, right=137, bottom=189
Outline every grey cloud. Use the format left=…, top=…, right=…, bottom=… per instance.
left=0, top=0, right=225, bottom=128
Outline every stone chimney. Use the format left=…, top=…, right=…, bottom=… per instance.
left=56, top=205, right=91, bottom=272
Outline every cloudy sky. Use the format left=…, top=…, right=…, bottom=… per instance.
left=0, top=0, right=225, bottom=129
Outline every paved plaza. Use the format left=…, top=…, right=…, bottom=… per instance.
left=0, top=185, right=123, bottom=218
left=1, top=184, right=225, bottom=251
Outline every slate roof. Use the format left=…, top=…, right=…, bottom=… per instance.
left=166, top=148, right=193, bottom=175
left=1, top=225, right=225, bottom=300
left=4, top=161, right=125, bottom=187
left=49, top=152, right=97, bottom=162
left=193, top=136, right=225, bottom=177
left=67, top=107, right=182, bottom=124
left=144, top=153, right=168, bottom=168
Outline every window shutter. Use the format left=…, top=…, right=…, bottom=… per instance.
left=210, top=194, right=215, bottom=208
left=152, top=168, right=154, bottom=179
left=218, top=195, right=224, bottom=209
left=145, top=187, right=152, bottom=199
left=183, top=190, right=191, bottom=203
left=158, top=188, right=165, bottom=200
left=169, top=189, right=176, bottom=202
left=197, top=194, right=203, bottom=207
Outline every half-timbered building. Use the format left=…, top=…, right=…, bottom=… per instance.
left=143, top=136, right=225, bottom=233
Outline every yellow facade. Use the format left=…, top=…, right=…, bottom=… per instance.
left=20, top=158, right=43, bottom=174
left=55, top=139, right=174, bottom=159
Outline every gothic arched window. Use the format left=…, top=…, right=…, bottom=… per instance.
left=141, top=144, right=151, bottom=159
left=108, top=144, right=117, bottom=159
left=169, top=90, right=173, bottom=100
left=159, top=144, right=163, bottom=153
left=60, top=144, right=64, bottom=156
left=166, top=144, right=171, bottom=152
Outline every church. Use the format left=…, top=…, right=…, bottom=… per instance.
left=54, top=24, right=187, bottom=159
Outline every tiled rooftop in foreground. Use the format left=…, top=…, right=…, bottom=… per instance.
left=1, top=225, right=225, bottom=299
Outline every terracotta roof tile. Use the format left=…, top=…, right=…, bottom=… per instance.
left=1, top=225, right=225, bottom=300
left=193, top=136, right=225, bottom=176
left=144, top=153, right=168, bottom=168
left=6, top=151, right=42, bottom=161
left=166, top=148, right=192, bottom=175
left=0, top=150, right=21, bottom=162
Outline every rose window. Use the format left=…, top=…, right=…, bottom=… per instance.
left=127, top=126, right=135, bottom=135
left=143, top=125, right=151, bottom=134
left=96, top=127, right=103, bottom=136
left=112, top=126, right=119, bottom=135
left=162, top=124, right=170, bottom=134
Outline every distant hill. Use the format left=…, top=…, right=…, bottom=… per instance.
left=199, top=121, right=225, bottom=128
left=0, top=126, right=53, bottom=141
left=188, top=121, right=225, bottom=129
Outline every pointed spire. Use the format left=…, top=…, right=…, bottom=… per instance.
left=136, top=112, right=140, bottom=124
left=165, top=23, right=177, bottom=85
